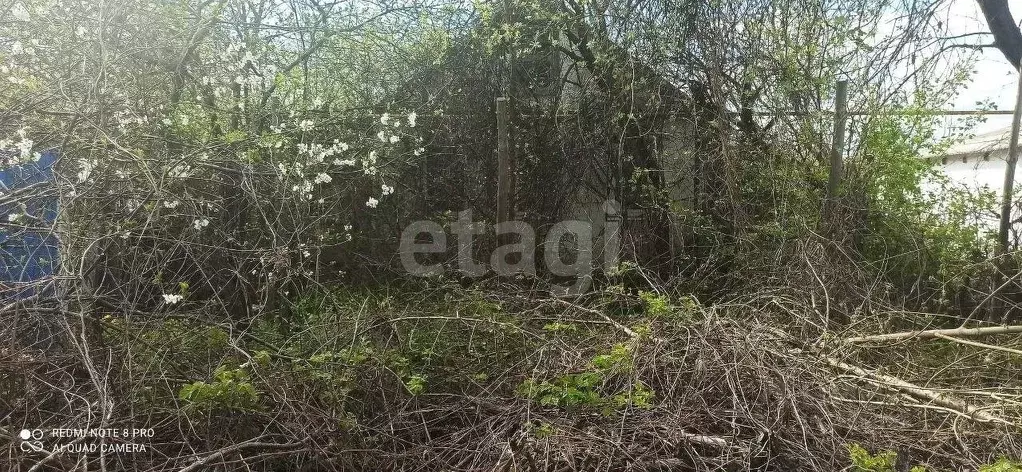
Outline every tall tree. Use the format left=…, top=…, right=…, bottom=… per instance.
left=977, top=0, right=1022, bottom=68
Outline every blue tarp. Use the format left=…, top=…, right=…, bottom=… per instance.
left=0, top=150, right=59, bottom=299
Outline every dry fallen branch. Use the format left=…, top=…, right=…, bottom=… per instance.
left=826, top=357, right=1016, bottom=427
left=844, top=324, right=1022, bottom=344
left=676, top=431, right=735, bottom=449
left=550, top=298, right=641, bottom=338
left=930, top=332, right=1022, bottom=356
left=177, top=440, right=307, bottom=472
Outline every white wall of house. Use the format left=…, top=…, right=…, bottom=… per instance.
left=930, top=127, right=1013, bottom=194
left=935, top=149, right=1008, bottom=193
left=927, top=128, right=1015, bottom=240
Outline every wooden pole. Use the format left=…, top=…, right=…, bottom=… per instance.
left=825, top=79, right=849, bottom=217
left=496, top=97, right=513, bottom=228
left=988, top=70, right=1022, bottom=322
left=997, top=71, right=1022, bottom=255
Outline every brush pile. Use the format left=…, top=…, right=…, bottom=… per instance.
left=5, top=281, right=1022, bottom=471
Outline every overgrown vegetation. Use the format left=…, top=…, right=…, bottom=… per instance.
left=3, top=0, right=1022, bottom=470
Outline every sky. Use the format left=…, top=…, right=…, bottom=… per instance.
left=944, top=0, right=1022, bottom=134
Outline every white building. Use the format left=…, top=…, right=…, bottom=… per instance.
left=932, top=126, right=1014, bottom=192
left=929, top=126, right=1020, bottom=244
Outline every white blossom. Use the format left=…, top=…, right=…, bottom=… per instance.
left=192, top=218, right=210, bottom=230
left=291, top=180, right=313, bottom=194
left=381, top=184, right=394, bottom=196
left=380, top=113, right=390, bottom=125
left=163, top=200, right=181, bottom=209
left=7, top=213, right=19, bottom=222
left=389, top=135, right=400, bottom=144
left=162, top=294, right=183, bottom=305
left=366, top=197, right=379, bottom=208
left=407, top=111, right=417, bottom=128
left=314, top=172, right=332, bottom=184
left=77, top=159, right=96, bottom=183
left=13, top=128, right=35, bottom=161
left=298, top=119, right=314, bottom=131
left=363, top=150, right=379, bottom=175
left=11, top=3, right=29, bottom=21
left=377, top=130, right=387, bottom=142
